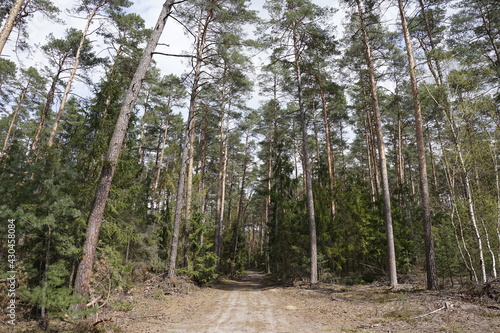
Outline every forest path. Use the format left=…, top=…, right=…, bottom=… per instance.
left=117, top=270, right=331, bottom=333
left=112, top=271, right=500, bottom=333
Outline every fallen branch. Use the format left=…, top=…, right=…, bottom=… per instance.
left=115, top=314, right=170, bottom=320
left=93, top=317, right=113, bottom=327
left=414, top=302, right=453, bottom=319
left=86, top=297, right=102, bottom=308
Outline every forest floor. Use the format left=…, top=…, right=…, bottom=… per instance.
left=103, top=270, right=499, bottom=333
left=6, top=271, right=500, bottom=333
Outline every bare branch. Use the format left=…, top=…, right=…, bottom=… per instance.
left=152, top=52, right=196, bottom=59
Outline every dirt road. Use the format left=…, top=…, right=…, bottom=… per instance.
left=112, top=271, right=500, bottom=333
left=116, top=271, right=329, bottom=332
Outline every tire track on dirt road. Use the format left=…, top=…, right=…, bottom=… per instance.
left=165, top=271, right=327, bottom=333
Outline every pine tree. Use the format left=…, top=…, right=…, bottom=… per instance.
left=72, top=0, right=177, bottom=307
left=0, top=0, right=60, bottom=53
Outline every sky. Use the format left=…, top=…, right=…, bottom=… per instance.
left=3, top=0, right=349, bottom=99
left=1, top=0, right=399, bottom=131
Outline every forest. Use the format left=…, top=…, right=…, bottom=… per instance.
left=0, top=0, right=499, bottom=327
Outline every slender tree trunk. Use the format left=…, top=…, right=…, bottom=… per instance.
left=101, top=46, right=123, bottom=119
left=32, top=72, right=60, bottom=152
left=40, top=225, right=51, bottom=327
left=364, top=114, right=376, bottom=201
left=356, top=0, right=397, bottom=286
left=1, top=85, right=27, bottom=160
left=215, top=101, right=230, bottom=259
left=427, top=126, right=439, bottom=190
left=292, top=22, right=317, bottom=284
left=0, top=0, right=24, bottom=54
left=182, top=113, right=196, bottom=268
left=167, top=8, right=212, bottom=278
left=397, top=0, right=438, bottom=290
left=137, top=89, right=151, bottom=166
left=72, top=0, right=176, bottom=306
left=152, top=106, right=170, bottom=192
left=437, top=80, right=487, bottom=282
left=393, top=84, right=405, bottom=197
left=316, top=75, right=336, bottom=217
left=440, top=131, right=478, bottom=282
left=47, top=3, right=104, bottom=147
left=489, top=140, right=500, bottom=273
left=366, top=104, right=380, bottom=197
left=198, top=114, right=208, bottom=249
left=231, top=131, right=250, bottom=275
left=460, top=150, right=487, bottom=282
left=418, top=0, right=489, bottom=282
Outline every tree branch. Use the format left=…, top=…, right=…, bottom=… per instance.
left=151, top=52, right=196, bottom=59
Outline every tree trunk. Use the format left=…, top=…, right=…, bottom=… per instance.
left=40, top=225, right=51, bottom=328
left=364, top=114, right=376, bottom=202
left=316, top=74, right=336, bottom=217
left=0, top=0, right=24, bottom=54
left=231, top=130, right=250, bottom=275
left=137, top=89, right=151, bottom=168
left=47, top=3, right=103, bottom=147
left=489, top=139, right=500, bottom=274
left=214, top=99, right=230, bottom=259
left=167, top=7, right=212, bottom=278
left=31, top=72, right=60, bottom=153
left=152, top=104, right=171, bottom=192
left=293, top=21, right=317, bottom=284
left=182, top=113, right=196, bottom=268
left=397, top=0, right=438, bottom=290
left=72, top=0, right=176, bottom=306
left=439, top=130, right=478, bottom=281
left=356, top=0, right=398, bottom=286
left=1, top=85, right=27, bottom=160
left=198, top=114, right=208, bottom=249
left=418, top=0, right=489, bottom=282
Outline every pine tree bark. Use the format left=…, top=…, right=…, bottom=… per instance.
left=0, top=0, right=24, bottom=54
left=356, top=0, right=398, bottom=286
left=198, top=115, right=208, bottom=249
left=293, top=21, right=318, bottom=284
left=182, top=113, right=196, bottom=267
left=214, top=99, right=229, bottom=259
left=397, top=0, right=438, bottom=290
left=167, top=7, right=212, bottom=278
left=72, top=0, right=176, bottom=306
left=316, top=75, right=336, bottom=217
left=231, top=130, right=250, bottom=275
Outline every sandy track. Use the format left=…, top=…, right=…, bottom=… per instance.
left=165, top=271, right=326, bottom=333
left=116, top=271, right=329, bottom=333
left=114, top=271, right=500, bottom=333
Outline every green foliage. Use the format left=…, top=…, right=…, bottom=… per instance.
left=0, top=58, right=16, bottom=107
left=18, top=261, right=83, bottom=317
left=179, top=249, right=219, bottom=285
left=1, top=3, right=500, bottom=327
